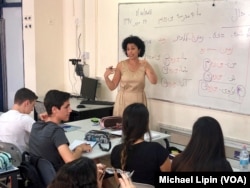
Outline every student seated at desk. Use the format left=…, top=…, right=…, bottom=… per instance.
left=171, top=116, right=233, bottom=172
left=111, top=103, right=171, bottom=186
left=47, top=157, right=104, bottom=188
left=0, top=88, right=38, bottom=153
left=29, top=90, right=95, bottom=171
left=48, top=156, right=134, bottom=188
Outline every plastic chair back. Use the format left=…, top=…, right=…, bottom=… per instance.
left=0, top=141, right=22, bottom=167
left=36, top=158, right=56, bottom=187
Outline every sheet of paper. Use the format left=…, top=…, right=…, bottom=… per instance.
left=110, top=130, right=122, bottom=136
left=69, top=140, right=97, bottom=150
left=144, top=131, right=161, bottom=140
left=110, top=130, right=161, bottom=140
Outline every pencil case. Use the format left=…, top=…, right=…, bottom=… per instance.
left=100, top=116, right=122, bottom=129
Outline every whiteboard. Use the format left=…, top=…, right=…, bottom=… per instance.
left=118, top=1, right=250, bottom=115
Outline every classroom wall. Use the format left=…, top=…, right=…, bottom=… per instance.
left=22, top=0, right=250, bottom=144
left=23, top=0, right=84, bottom=96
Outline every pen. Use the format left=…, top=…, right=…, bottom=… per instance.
left=117, top=170, right=134, bottom=188
left=106, top=66, right=116, bottom=71
left=128, top=170, right=134, bottom=179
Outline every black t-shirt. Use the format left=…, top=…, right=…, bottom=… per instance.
left=111, top=141, right=169, bottom=185
left=29, top=121, right=69, bottom=171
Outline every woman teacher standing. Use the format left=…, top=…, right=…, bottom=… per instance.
left=104, top=35, right=157, bottom=116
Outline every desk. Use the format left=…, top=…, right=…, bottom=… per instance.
left=35, top=98, right=114, bottom=121
left=65, top=118, right=170, bottom=159
left=0, top=167, right=19, bottom=188
left=69, top=98, right=113, bottom=121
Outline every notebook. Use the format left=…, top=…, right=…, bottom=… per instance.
left=69, top=140, right=97, bottom=150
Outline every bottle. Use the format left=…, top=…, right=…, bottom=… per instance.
left=239, top=145, right=249, bottom=172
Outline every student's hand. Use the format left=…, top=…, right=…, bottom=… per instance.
left=118, top=172, right=136, bottom=188
left=96, top=163, right=106, bottom=188
left=78, top=143, right=92, bottom=153
left=104, top=66, right=115, bottom=77
left=39, top=112, right=48, bottom=121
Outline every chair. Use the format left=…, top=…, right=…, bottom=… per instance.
left=36, top=158, right=56, bottom=187
left=0, top=141, right=22, bottom=167
left=0, top=142, right=22, bottom=188
left=133, top=182, right=155, bottom=188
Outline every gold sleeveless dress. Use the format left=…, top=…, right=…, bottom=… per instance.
left=113, top=60, right=147, bottom=116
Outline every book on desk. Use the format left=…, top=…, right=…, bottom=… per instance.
left=69, top=140, right=98, bottom=150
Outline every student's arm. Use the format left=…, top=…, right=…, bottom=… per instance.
left=57, top=143, right=92, bottom=163
left=160, top=157, right=172, bottom=172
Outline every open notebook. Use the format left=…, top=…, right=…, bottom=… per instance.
left=69, top=140, right=98, bottom=150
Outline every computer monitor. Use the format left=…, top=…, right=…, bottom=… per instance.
left=80, top=77, right=98, bottom=101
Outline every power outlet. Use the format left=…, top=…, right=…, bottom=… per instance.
left=82, top=52, right=89, bottom=60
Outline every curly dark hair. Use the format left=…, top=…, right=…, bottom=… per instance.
left=122, top=35, right=145, bottom=57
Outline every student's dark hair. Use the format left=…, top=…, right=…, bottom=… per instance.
left=44, top=90, right=70, bottom=115
left=120, top=103, right=151, bottom=170
left=47, top=157, right=98, bottom=188
left=173, top=116, right=227, bottom=171
left=14, top=87, right=38, bottom=105
left=122, top=35, right=145, bottom=57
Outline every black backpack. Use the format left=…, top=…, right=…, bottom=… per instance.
left=18, top=151, right=44, bottom=188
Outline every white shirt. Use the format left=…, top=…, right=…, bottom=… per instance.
left=0, top=110, right=35, bottom=153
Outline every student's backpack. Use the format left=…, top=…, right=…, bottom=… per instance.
left=0, top=151, right=13, bottom=171
left=18, top=151, right=44, bottom=188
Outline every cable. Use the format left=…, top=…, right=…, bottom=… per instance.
left=68, top=59, right=79, bottom=95
left=77, top=33, right=82, bottom=59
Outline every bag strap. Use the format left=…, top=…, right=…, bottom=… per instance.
left=22, top=151, right=30, bottom=162
left=98, top=141, right=111, bottom=152
left=21, top=151, right=41, bottom=166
